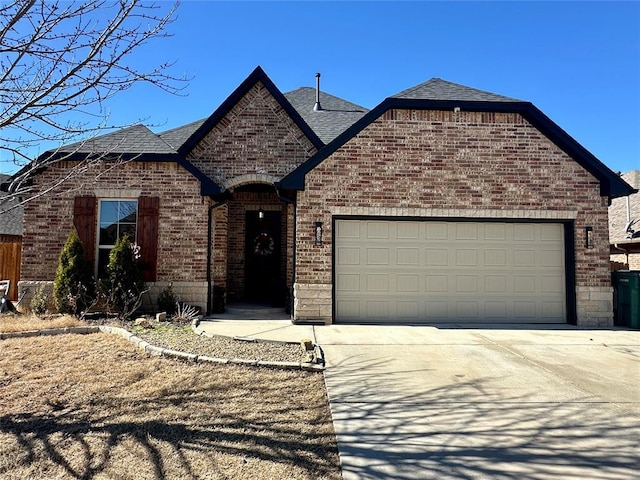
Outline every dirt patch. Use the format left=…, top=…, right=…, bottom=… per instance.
left=0, top=333, right=341, bottom=479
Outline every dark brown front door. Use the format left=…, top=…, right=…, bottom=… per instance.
left=245, top=210, right=281, bottom=303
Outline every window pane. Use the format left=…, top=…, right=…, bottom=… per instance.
left=119, top=201, right=137, bottom=223
left=99, top=223, right=117, bottom=245
left=120, top=223, right=136, bottom=242
left=100, top=201, right=119, bottom=224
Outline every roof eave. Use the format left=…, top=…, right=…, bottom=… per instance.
left=279, top=98, right=633, bottom=198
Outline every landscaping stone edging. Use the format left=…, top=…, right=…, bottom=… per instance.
left=191, top=319, right=325, bottom=370
left=1, top=323, right=325, bottom=371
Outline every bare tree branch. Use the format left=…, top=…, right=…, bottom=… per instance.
left=0, top=0, right=188, bottom=203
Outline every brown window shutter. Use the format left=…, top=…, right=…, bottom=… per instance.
left=138, top=196, right=159, bottom=282
left=73, top=196, right=96, bottom=266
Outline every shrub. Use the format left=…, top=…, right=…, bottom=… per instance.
left=101, top=235, right=146, bottom=319
left=172, top=302, right=200, bottom=324
left=30, top=284, right=49, bottom=315
left=53, top=229, right=95, bottom=315
left=157, top=283, right=177, bottom=315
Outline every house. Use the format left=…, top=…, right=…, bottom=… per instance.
left=609, top=170, right=640, bottom=269
left=0, top=174, right=23, bottom=301
left=12, top=66, right=635, bottom=326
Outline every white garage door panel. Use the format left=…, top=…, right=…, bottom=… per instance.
left=335, top=220, right=566, bottom=324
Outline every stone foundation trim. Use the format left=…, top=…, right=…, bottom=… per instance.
left=575, top=286, right=613, bottom=327
left=147, top=281, right=208, bottom=311
left=293, top=283, right=332, bottom=324
left=330, top=206, right=578, bottom=220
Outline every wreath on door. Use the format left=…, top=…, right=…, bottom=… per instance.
left=254, top=232, right=275, bottom=256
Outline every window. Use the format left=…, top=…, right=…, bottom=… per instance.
left=97, top=199, right=138, bottom=278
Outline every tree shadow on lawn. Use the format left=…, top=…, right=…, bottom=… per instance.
left=0, top=338, right=341, bottom=479
left=0, top=409, right=338, bottom=479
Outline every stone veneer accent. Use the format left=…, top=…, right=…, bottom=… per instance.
left=575, top=286, right=614, bottom=327
left=293, top=109, right=612, bottom=326
left=293, top=283, right=332, bottom=324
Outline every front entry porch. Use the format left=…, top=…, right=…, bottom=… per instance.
left=210, top=184, right=293, bottom=313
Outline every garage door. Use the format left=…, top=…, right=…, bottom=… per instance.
left=334, top=219, right=566, bottom=324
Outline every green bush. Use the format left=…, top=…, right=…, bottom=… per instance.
left=101, top=235, right=146, bottom=319
left=30, top=284, right=49, bottom=315
left=157, top=283, right=177, bottom=315
left=54, top=229, right=95, bottom=315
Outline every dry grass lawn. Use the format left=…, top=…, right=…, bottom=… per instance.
left=0, top=333, right=341, bottom=479
left=0, top=313, right=84, bottom=333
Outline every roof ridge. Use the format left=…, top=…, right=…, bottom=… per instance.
left=391, top=77, right=522, bottom=102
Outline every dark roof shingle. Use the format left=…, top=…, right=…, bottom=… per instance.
left=391, top=78, right=521, bottom=102
left=60, top=124, right=177, bottom=155
left=0, top=174, right=23, bottom=236
left=284, top=87, right=369, bottom=144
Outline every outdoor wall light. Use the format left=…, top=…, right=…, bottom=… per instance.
left=314, top=221, right=323, bottom=245
left=258, top=208, right=264, bottom=220
left=585, top=226, right=594, bottom=249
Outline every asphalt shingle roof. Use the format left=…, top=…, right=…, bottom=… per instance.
left=61, top=124, right=177, bottom=155
left=158, top=119, right=206, bottom=150
left=284, top=87, right=369, bottom=144
left=609, top=170, right=640, bottom=244
left=0, top=174, right=23, bottom=236
left=391, top=78, right=521, bottom=102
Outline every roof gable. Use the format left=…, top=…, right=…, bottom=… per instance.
left=278, top=79, right=634, bottom=199
left=178, top=66, right=324, bottom=156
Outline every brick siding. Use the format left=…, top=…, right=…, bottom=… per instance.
left=20, top=160, right=211, bottom=308
left=187, top=81, right=317, bottom=187
left=294, top=109, right=612, bottom=325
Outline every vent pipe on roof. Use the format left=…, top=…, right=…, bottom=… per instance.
left=313, top=73, right=323, bottom=111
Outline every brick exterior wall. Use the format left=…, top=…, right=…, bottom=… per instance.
left=293, top=109, right=612, bottom=326
left=20, top=160, right=212, bottom=309
left=187, top=81, right=317, bottom=188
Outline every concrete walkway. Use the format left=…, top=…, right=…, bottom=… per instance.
left=199, top=313, right=640, bottom=480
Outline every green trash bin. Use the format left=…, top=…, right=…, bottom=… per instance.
left=612, top=271, right=640, bottom=329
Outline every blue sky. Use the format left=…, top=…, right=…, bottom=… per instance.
left=3, top=1, right=639, bottom=174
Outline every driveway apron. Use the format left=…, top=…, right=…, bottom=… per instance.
left=313, top=325, right=640, bottom=480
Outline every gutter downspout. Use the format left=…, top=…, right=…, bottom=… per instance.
left=207, top=198, right=227, bottom=315
left=274, top=184, right=296, bottom=321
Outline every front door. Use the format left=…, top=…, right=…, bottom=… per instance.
left=245, top=210, right=282, bottom=303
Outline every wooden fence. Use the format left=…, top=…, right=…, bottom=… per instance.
left=0, top=235, right=21, bottom=301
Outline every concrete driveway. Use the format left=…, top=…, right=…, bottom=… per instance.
left=313, top=325, right=640, bottom=480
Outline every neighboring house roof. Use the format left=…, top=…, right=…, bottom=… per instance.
left=609, top=170, right=640, bottom=246
left=0, top=174, right=23, bottom=236
left=284, top=87, right=369, bottom=144
left=278, top=78, right=635, bottom=199
left=391, top=78, right=521, bottom=102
